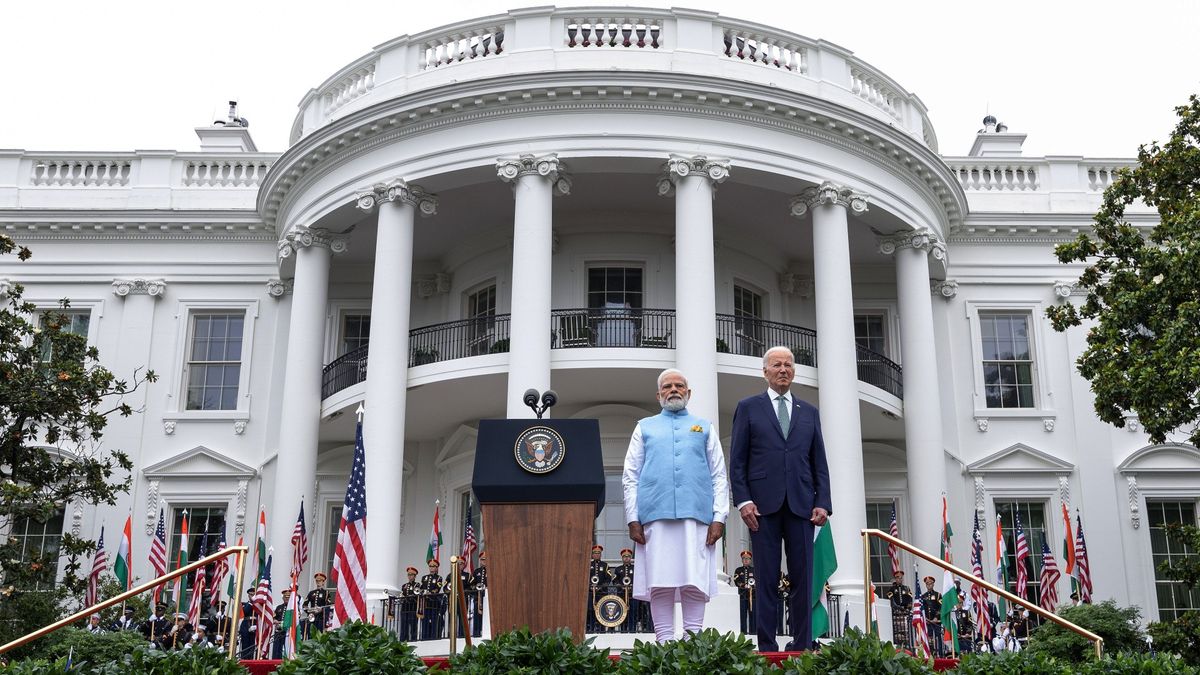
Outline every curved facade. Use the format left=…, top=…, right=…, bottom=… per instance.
left=1, top=6, right=1194, bottom=646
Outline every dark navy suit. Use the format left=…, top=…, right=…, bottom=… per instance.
left=729, top=392, right=831, bottom=651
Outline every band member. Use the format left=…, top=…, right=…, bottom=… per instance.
left=271, top=588, right=291, bottom=658
left=733, top=551, right=756, bottom=635
left=613, top=548, right=637, bottom=632
left=920, top=576, right=944, bottom=657
left=303, top=571, right=330, bottom=637
left=399, top=567, right=419, bottom=641
left=454, top=559, right=473, bottom=638
left=955, top=597, right=976, bottom=654
left=470, top=552, right=487, bottom=638
left=419, top=559, right=445, bottom=640
left=887, top=570, right=913, bottom=648
left=587, top=545, right=612, bottom=633
left=776, top=574, right=791, bottom=636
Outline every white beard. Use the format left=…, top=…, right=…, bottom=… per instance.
left=661, top=396, right=687, bottom=412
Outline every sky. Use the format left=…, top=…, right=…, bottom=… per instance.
left=2, top=0, right=1197, bottom=158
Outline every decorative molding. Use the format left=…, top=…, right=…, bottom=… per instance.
left=111, top=278, right=166, bottom=298
left=416, top=272, right=452, bottom=299
left=973, top=476, right=986, bottom=516
left=1125, top=415, right=1140, bottom=433
left=966, top=442, right=1075, bottom=475
left=496, top=153, right=572, bottom=195
left=278, top=226, right=349, bottom=261
left=1, top=219, right=274, bottom=242
left=1043, top=418, right=1056, bottom=432
left=0, top=279, right=10, bottom=297
left=657, top=154, right=731, bottom=197
left=1117, top=442, right=1200, bottom=475
left=266, top=278, right=293, bottom=298
left=778, top=272, right=813, bottom=298
left=975, top=418, right=989, bottom=433
left=877, top=228, right=947, bottom=262
left=789, top=180, right=869, bottom=217
left=235, top=479, right=249, bottom=537
left=145, top=480, right=161, bottom=535
left=233, top=419, right=248, bottom=435
left=1053, top=281, right=1076, bottom=299
left=71, top=502, right=84, bottom=538
left=931, top=279, right=958, bottom=299
left=355, top=179, right=440, bottom=216
left=163, top=420, right=176, bottom=435
left=142, top=445, right=258, bottom=480
left=1058, top=476, right=1071, bottom=506
left=1127, top=475, right=1141, bottom=529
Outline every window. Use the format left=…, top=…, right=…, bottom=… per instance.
left=587, top=267, right=642, bottom=310
left=996, top=501, right=1048, bottom=603
left=465, top=284, right=498, bottom=355
left=593, top=474, right=628, bottom=563
left=341, top=314, right=370, bottom=355
left=325, top=505, right=342, bottom=586
left=733, top=285, right=765, bottom=356
left=9, top=509, right=65, bottom=589
left=854, top=314, right=887, bottom=355
left=185, top=313, right=244, bottom=411
left=459, top=491, right=484, bottom=569
left=980, top=312, right=1035, bottom=409
left=865, top=502, right=899, bottom=595
left=38, top=310, right=91, bottom=362
left=168, top=507, right=227, bottom=600
left=1148, top=500, right=1200, bottom=620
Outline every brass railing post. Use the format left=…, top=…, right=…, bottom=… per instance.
left=862, top=530, right=873, bottom=633
left=448, top=555, right=459, bottom=656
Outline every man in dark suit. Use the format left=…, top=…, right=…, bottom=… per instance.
left=730, top=346, right=831, bottom=652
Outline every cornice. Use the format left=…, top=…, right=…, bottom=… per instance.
left=259, top=70, right=965, bottom=235
left=0, top=220, right=273, bottom=242
left=948, top=211, right=1157, bottom=244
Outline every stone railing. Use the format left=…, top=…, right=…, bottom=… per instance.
left=30, top=158, right=132, bottom=187
left=182, top=158, right=274, bottom=188
left=291, top=6, right=934, bottom=146
left=944, top=157, right=1136, bottom=194
left=951, top=161, right=1042, bottom=192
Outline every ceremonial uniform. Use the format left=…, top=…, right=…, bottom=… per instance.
left=399, top=567, right=419, bottom=641
left=613, top=548, right=637, bottom=632
left=209, top=604, right=232, bottom=647
left=140, top=604, right=171, bottom=648
left=110, top=608, right=139, bottom=632
left=587, top=545, right=612, bottom=633
left=237, top=600, right=257, bottom=659
left=955, top=603, right=976, bottom=653
left=886, top=574, right=913, bottom=648
left=776, top=574, right=791, bottom=636
left=920, top=578, right=944, bottom=657
left=454, top=564, right=473, bottom=638
left=733, top=552, right=756, bottom=635
left=271, top=594, right=289, bottom=659
left=162, top=615, right=192, bottom=651
left=419, top=560, right=445, bottom=640
left=303, top=572, right=330, bottom=638
left=470, top=555, right=487, bottom=638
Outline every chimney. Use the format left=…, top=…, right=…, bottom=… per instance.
left=968, top=114, right=1026, bottom=157
left=195, top=100, right=258, bottom=152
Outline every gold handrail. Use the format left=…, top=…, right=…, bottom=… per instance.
left=860, top=529, right=1103, bottom=661
left=0, top=545, right=249, bottom=661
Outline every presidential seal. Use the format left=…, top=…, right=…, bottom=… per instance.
left=595, top=594, right=628, bottom=628
left=514, top=426, right=566, bottom=474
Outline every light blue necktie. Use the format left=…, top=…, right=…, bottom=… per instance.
left=776, top=395, right=790, bottom=436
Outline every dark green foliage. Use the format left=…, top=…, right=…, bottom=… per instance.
left=450, top=627, right=613, bottom=675
left=1075, top=652, right=1200, bottom=675
left=1149, top=611, right=1200, bottom=662
left=617, top=628, right=767, bottom=674
left=0, top=581, right=71, bottom=661
left=1046, top=94, right=1200, bottom=445
left=950, top=650, right=1068, bottom=675
left=779, top=628, right=933, bottom=674
left=276, top=621, right=426, bottom=675
left=1026, top=601, right=1145, bottom=663
left=0, top=659, right=74, bottom=675
left=488, top=338, right=510, bottom=353
left=716, top=338, right=730, bottom=353
left=40, top=628, right=149, bottom=670
left=90, top=647, right=247, bottom=675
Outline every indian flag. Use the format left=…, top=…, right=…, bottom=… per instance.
left=868, top=582, right=879, bottom=636
left=810, top=524, right=837, bottom=639
left=256, top=506, right=268, bottom=580
left=994, top=514, right=1008, bottom=616
left=1061, top=503, right=1077, bottom=594
left=176, top=511, right=190, bottom=605
left=229, top=536, right=243, bottom=598
left=114, top=515, right=132, bottom=591
left=426, top=500, right=442, bottom=563
left=284, top=576, right=301, bottom=658
left=939, top=496, right=958, bottom=651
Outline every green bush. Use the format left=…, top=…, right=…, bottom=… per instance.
left=1149, top=612, right=1200, bottom=662
left=617, top=628, right=767, bottom=675
left=1075, top=652, right=1200, bottom=675
left=951, top=650, right=1068, bottom=675
left=91, top=647, right=247, bottom=675
left=276, top=621, right=426, bottom=675
left=779, top=628, right=933, bottom=674
left=450, top=627, right=612, bottom=675
left=40, top=628, right=148, bottom=669
left=1026, top=601, right=1145, bottom=662
left=0, top=658, right=74, bottom=675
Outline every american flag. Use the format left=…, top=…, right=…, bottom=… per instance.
left=462, top=497, right=477, bottom=576
left=253, top=553, right=275, bottom=659
left=888, top=502, right=902, bottom=578
left=210, top=539, right=229, bottom=605
left=911, top=590, right=930, bottom=660
left=1014, top=513, right=1031, bottom=602
left=187, top=529, right=209, bottom=628
left=1075, top=515, right=1093, bottom=603
left=970, top=515, right=992, bottom=642
left=1039, top=541, right=1061, bottom=611
left=330, top=414, right=368, bottom=628
left=290, top=501, right=309, bottom=582
left=148, top=508, right=168, bottom=601
left=85, top=526, right=108, bottom=607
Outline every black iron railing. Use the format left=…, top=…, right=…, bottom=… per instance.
left=855, top=344, right=904, bottom=399
left=716, top=314, right=817, bottom=363
left=551, top=307, right=675, bottom=349
left=409, top=314, right=512, bottom=366
left=322, top=344, right=369, bottom=399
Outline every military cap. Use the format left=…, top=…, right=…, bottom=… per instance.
left=620, top=548, right=633, bottom=557
left=591, top=545, right=603, bottom=553
left=313, top=571, right=327, bottom=580
left=479, top=551, right=487, bottom=560
left=406, top=566, right=418, bottom=574
left=740, top=550, right=753, bottom=558
left=923, top=575, right=935, bottom=583
left=428, top=558, right=440, bottom=567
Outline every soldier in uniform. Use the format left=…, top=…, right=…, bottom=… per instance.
left=419, top=559, right=445, bottom=640
left=1010, top=606, right=1030, bottom=647
left=887, top=570, right=913, bottom=648
left=612, top=548, right=636, bottom=632
left=733, top=550, right=755, bottom=635
left=209, top=601, right=231, bottom=646
left=399, top=566, right=419, bottom=641
left=470, top=552, right=487, bottom=638
left=271, top=588, right=291, bottom=658
left=110, top=606, right=138, bottom=632
left=587, top=545, right=612, bottom=633
left=776, top=573, right=791, bottom=637
left=920, top=576, right=944, bottom=657
left=237, top=594, right=257, bottom=658
left=955, top=596, right=975, bottom=654
left=303, top=571, right=330, bottom=638
left=162, top=613, right=191, bottom=651
left=140, top=602, right=171, bottom=647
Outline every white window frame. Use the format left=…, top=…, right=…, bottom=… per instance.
left=324, top=300, right=372, bottom=363
left=965, top=300, right=1054, bottom=419
left=166, top=299, right=258, bottom=419
left=573, top=257, right=652, bottom=307
left=852, top=302, right=899, bottom=362
left=26, top=298, right=104, bottom=347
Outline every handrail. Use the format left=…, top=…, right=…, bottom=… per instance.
left=0, top=545, right=249, bottom=661
left=860, top=529, right=1102, bottom=660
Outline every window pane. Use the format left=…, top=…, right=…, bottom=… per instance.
left=11, top=509, right=66, bottom=590
left=1150, top=500, right=1200, bottom=619
left=980, top=312, right=1036, bottom=409
left=186, top=313, right=245, bottom=411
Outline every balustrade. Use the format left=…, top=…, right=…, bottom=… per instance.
left=1086, top=163, right=1123, bottom=191
left=565, top=18, right=661, bottom=49
left=952, top=162, right=1040, bottom=192
left=323, top=62, right=376, bottom=116
left=721, top=29, right=806, bottom=72
left=30, top=159, right=130, bottom=187
left=421, top=27, right=504, bottom=70
left=849, top=68, right=900, bottom=119
left=182, top=159, right=272, bottom=188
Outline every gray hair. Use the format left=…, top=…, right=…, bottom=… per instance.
left=656, top=368, right=688, bottom=389
left=762, top=346, right=795, bottom=367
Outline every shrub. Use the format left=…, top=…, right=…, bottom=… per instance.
left=1026, top=601, right=1144, bottom=662
left=617, top=628, right=768, bottom=675
left=450, top=627, right=612, bottom=675
left=40, top=628, right=148, bottom=669
left=1075, top=652, right=1200, bottom=675
left=91, top=646, right=247, bottom=675
left=779, top=628, right=933, bottom=674
left=951, top=650, right=1068, bottom=675
left=1149, top=612, right=1200, bottom=662
left=0, top=659, right=74, bottom=675
left=276, top=621, right=426, bottom=675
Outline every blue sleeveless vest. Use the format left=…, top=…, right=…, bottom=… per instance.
left=636, top=409, right=715, bottom=525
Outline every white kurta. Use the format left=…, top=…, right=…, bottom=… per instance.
left=622, top=419, right=730, bottom=602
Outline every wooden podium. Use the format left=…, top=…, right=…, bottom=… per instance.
left=472, top=419, right=604, bottom=641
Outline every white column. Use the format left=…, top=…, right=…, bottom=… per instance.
left=271, top=226, right=346, bottom=586
left=879, top=230, right=948, bottom=572
left=790, top=182, right=869, bottom=604
left=497, top=154, right=570, bottom=417
left=358, top=181, right=438, bottom=598
left=659, top=155, right=729, bottom=427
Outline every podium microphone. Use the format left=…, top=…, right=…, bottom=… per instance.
left=523, top=388, right=558, bottom=418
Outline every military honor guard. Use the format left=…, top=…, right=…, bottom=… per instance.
left=470, top=552, right=487, bottom=638
left=271, top=588, right=292, bottom=658
left=111, top=606, right=139, bottom=632
left=955, top=597, right=976, bottom=654
left=419, top=559, right=446, bottom=640
left=612, top=548, right=637, bottom=632
left=140, top=602, right=171, bottom=647
left=303, top=571, right=330, bottom=637
left=587, top=545, right=612, bottom=633
left=920, top=576, right=944, bottom=657
left=162, top=613, right=191, bottom=651
left=208, top=601, right=231, bottom=645
left=399, top=566, right=420, bottom=641
left=886, top=570, right=913, bottom=648
left=776, top=574, right=791, bottom=636
left=733, top=551, right=756, bottom=635
left=237, top=592, right=257, bottom=659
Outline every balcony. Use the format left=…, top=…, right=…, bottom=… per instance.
left=320, top=309, right=902, bottom=400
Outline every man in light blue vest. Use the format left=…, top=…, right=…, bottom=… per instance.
left=623, top=368, right=730, bottom=642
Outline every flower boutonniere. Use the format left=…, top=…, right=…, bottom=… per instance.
left=690, top=424, right=703, bottom=432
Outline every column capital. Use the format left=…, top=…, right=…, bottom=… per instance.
left=789, top=181, right=869, bottom=217
left=496, top=154, right=572, bottom=195
left=278, top=226, right=349, bottom=261
left=111, top=278, right=167, bottom=298
left=356, top=180, right=439, bottom=216
left=877, top=228, right=946, bottom=262
left=657, top=154, right=730, bottom=196
left=266, top=278, right=294, bottom=298
left=930, top=279, right=958, bottom=299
